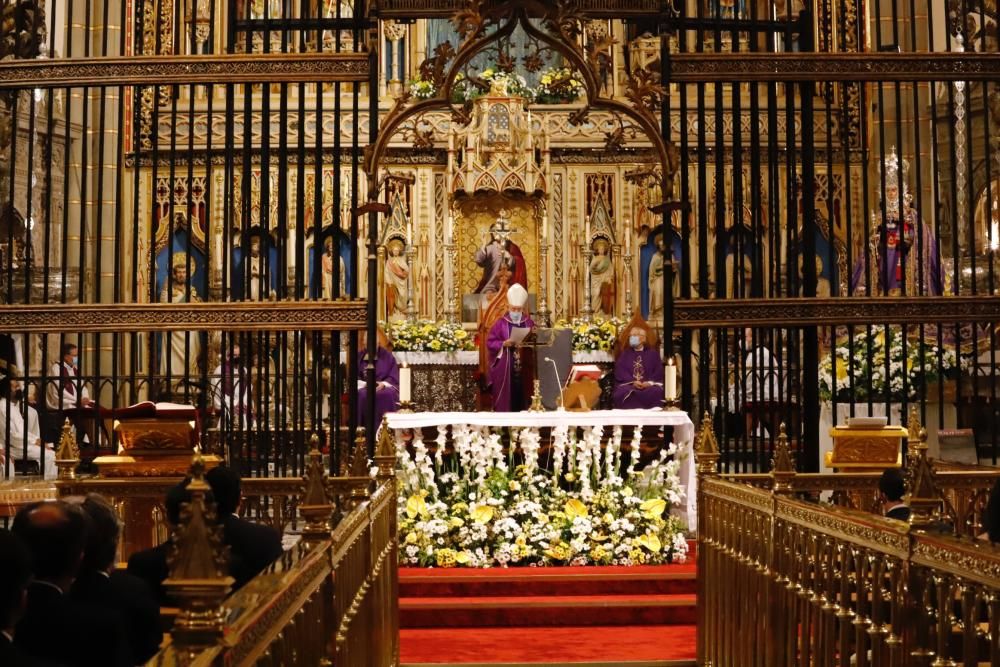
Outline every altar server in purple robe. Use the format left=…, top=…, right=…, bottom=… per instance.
left=357, top=328, right=400, bottom=429
left=613, top=323, right=664, bottom=409
left=486, top=283, right=535, bottom=412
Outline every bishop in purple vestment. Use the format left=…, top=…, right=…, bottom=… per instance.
left=613, top=326, right=664, bottom=409
left=357, top=344, right=400, bottom=429
left=486, top=283, right=535, bottom=412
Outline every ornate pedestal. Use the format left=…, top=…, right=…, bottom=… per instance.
left=825, top=425, right=908, bottom=472
left=93, top=405, right=220, bottom=556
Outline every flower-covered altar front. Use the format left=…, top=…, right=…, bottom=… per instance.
left=387, top=410, right=694, bottom=568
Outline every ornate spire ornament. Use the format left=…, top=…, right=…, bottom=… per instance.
left=694, top=411, right=720, bottom=477
left=300, top=434, right=334, bottom=541
left=770, top=423, right=795, bottom=495
left=163, top=455, right=233, bottom=650
left=374, top=417, right=398, bottom=481
left=54, top=418, right=80, bottom=481
left=904, top=409, right=941, bottom=528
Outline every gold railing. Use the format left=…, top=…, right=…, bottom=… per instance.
left=695, top=414, right=1000, bottom=666
left=142, top=433, right=398, bottom=666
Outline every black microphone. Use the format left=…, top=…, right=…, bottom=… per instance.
left=544, top=356, right=565, bottom=411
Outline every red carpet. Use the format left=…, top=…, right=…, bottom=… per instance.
left=399, top=561, right=698, bottom=665
left=400, top=625, right=697, bottom=664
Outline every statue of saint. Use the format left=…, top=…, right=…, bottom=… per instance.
left=384, top=238, right=409, bottom=321
left=590, top=237, right=615, bottom=315
left=851, top=147, right=943, bottom=296
left=474, top=219, right=528, bottom=295
left=321, top=237, right=346, bottom=299
left=245, top=234, right=264, bottom=300
left=159, top=252, right=202, bottom=391
left=647, top=238, right=665, bottom=321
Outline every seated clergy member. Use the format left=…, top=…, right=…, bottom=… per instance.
left=205, top=465, right=283, bottom=588
left=486, top=283, right=536, bottom=412
left=0, top=375, right=56, bottom=479
left=71, top=494, right=162, bottom=664
left=13, top=501, right=130, bottom=667
left=356, top=328, right=399, bottom=429
left=613, top=320, right=664, bottom=409
left=879, top=468, right=910, bottom=521
left=46, top=342, right=102, bottom=447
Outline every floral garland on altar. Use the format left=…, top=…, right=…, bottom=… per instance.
left=408, top=65, right=584, bottom=105
left=818, top=325, right=966, bottom=402
left=384, top=319, right=475, bottom=352
left=397, top=424, right=688, bottom=568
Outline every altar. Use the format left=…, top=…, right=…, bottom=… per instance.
left=386, top=408, right=696, bottom=568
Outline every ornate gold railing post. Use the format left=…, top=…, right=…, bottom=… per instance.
left=163, top=455, right=234, bottom=652
left=54, top=419, right=79, bottom=482
left=375, top=417, right=400, bottom=666
left=693, top=412, right=719, bottom=666
left=300, top=434, right=334, bottom=541
left=768, top=423, right=794, bottom=666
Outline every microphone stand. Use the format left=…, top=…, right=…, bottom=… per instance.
left=544, top=356, right=565, bottom=411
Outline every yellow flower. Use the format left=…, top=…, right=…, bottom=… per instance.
left=472, top=504, right=495, bottom=524
left=436, top=548, right=458, bottom=568
left=637, top=532, right=662, bottom=553
left=622, top=486, right=634, bottom=497
left=591, top=532, right=609, bottom=542
left=564, top=498, right=588, bottom=520
left=544, top=542, right=571, bottom=560
left=455, top=329, right=468, bottom=339
left=455, top=551, right=471, bottom=564
left=406, top=493, right=429, bottom=519
left=405, top=532, right=418, bottom=544
left=430, top=340, right=442, bottom=351
left=835, top=357, right=849, bottom=381
left=564, top=472, right=576, bottom=482
left=640, top=498, right=667, bottom=520
left=450, top=516, right=465, bottom=528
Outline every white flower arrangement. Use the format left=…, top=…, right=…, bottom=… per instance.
left=555, top=317, right=625, bottom=352
left=397, top=423, right=689, bottom=568
left=818, top=325, right=965, bottom=402
left=384, top=319, right=475, bottom=352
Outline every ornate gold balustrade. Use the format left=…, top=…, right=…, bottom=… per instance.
left=695, top=414, right=1000, bottom=666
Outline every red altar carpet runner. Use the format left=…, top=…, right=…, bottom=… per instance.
left=399, top=562, right=697, bottom=666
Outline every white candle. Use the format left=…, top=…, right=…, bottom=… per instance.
left=625, top=223, right=631, bottom=255
left=399, top=363, right=412, bottom=403
left=664, top=359, right=677, bottom=401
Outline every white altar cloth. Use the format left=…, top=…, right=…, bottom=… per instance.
left=386, top=408, right=698, bottom=531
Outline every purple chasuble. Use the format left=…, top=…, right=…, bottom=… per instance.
left=612, top=346, right=665, bottom=409
left=357, top=346, right=400, bottom=429
left=486, top=314, right=536, bottom=412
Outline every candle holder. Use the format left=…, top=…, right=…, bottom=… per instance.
left=397, top=399, right=416, bottom=413
left=528, top=379, right=545, bottom=412
left=663, top=397, right=681, bottom=411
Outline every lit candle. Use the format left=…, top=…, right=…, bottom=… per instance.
left=399, top=363, right=412, bottom=403
left=664, top=358, right=677, bottom=402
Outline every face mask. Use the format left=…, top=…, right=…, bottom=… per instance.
left=71, top=356, right=79, bottom=366
left=629, top=335, right=641, bottom=348
left=509, top=311, right=522, bottom=324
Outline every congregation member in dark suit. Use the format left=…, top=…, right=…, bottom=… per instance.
left=127, top=480, right=196, bottom=606
left=879, top=468, right=910, bottom=521
left=0, top=529, right=60, bottom=667
left=12, top=501, right=130, bottom=667
left=72, top=494, right=162, bottom=663
left=206, top=465, right=283, bottom=587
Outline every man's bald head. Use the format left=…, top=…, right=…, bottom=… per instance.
left=11, top=501, right=89, bottom=582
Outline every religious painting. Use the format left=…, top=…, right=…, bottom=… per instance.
left=230, top=226, right=280, bottom=300
left=307, top=227, right=353, bottom=299
left=589, top=236, right=615, bottom=316
left=640, top=222, right=683, bottom=320
left=384, top=236, right=409, bottom=321
left=458, top=198, right=538, bottom=300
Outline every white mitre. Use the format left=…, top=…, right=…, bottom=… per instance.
left=507, top=283, right=528, bottom=308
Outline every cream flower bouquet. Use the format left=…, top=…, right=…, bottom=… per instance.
left=384, top=319, right=475, bottom=352
left=397, top=424, right=688, bottom=568
left=555, top=317, right=625, bottom=353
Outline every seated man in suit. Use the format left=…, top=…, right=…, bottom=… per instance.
left=72, top=494, right=162, bottom=663
left=879, top=468, right=910, bottom=521
left=0, top=528, right=59, bottom=667
left=612, top=321, right=664, bottom=409
left=206, top=465, right=283, bottom=587
left=12, top=501, right=130, bottom=667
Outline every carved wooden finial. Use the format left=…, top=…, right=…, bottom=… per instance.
left=349, top=435, right=371, bottom=479
left=906, top=417, right=941, bottom=529
left=695, top=411, right=720, bottom=477
left=54, top=419, right=79, bottom=481
left=300, top=434, right=333, bottom=541
left=163, top=454, right=233, bottom=649
left=771, top=422, right=796, bottom=495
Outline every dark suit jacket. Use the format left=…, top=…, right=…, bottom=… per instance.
left=0, top=632, right=64, bottom=667
left=127, top=542, right=173, bottom=607
left=886, top=505, right=911, bottom=521
left=14, top=581, right=130, bottom=667
left=221, top=514, right=283, bottom=587
left=71, top=570, right=163, bottom=663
